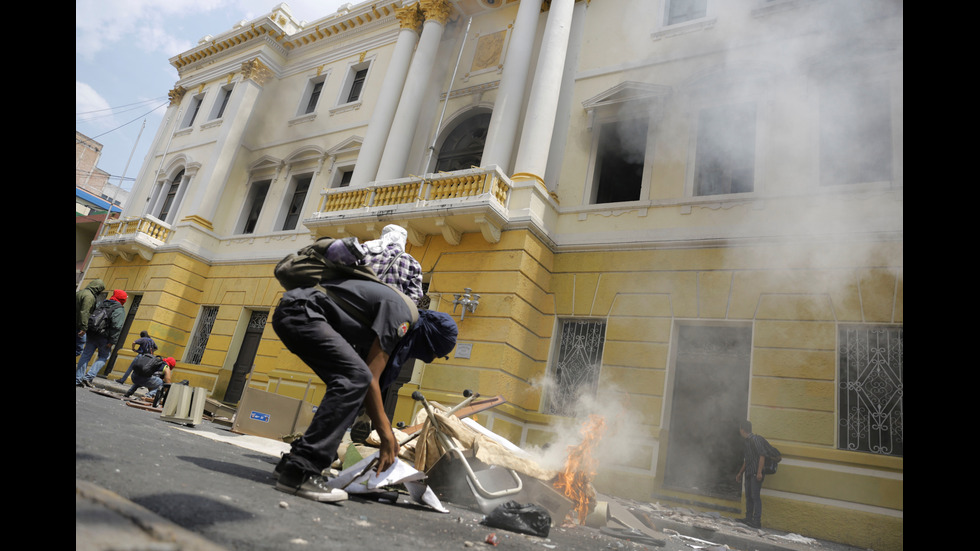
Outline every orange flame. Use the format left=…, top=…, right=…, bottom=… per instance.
left=552, top=414, right=606, bottom=525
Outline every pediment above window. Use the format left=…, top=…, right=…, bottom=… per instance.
left=582, top=81, right=671, bottom=129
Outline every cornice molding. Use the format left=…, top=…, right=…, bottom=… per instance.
left=170, top=1, right=402, bottom=75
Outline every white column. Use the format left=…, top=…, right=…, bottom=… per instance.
left=349, top=4, right=423, bottom=187
left=174, top=58, right=273, bottom=229
left=544, top=0, right=588, bottom=186
left=375, top=0, right=454, bottom=182
left=511, top=0, right=575, bottom=190
left=480, top=0, right=544, bottom=173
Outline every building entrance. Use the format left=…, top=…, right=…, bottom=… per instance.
left=224, top=311, right=268, bottom=403
left=663, top=324, right=751, bottom=500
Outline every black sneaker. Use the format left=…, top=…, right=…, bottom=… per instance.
left=273, top=453, right=291, bottom=480
left=275, top=472, right=348, bottom=502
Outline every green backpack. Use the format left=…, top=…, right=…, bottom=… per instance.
left=274, top=237, right=383, bottom=290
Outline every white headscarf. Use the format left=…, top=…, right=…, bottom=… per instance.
left=362, top=224, right=408, bottom=254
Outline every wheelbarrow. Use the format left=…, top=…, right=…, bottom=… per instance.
left=411, top=390, right=526, bottom=514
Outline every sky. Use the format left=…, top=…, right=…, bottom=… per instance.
left=76, top=0, right=354, bottom=194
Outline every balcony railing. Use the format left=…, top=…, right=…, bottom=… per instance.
left=100, top=216, right=172, bottom=242
left=317, top=167, right=511, bottom=214
left=92, top=215, right=172, bottom=261
left=309, top=166, right=513, bottom=244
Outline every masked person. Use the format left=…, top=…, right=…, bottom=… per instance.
left=271, top=239, right=457, bottom=502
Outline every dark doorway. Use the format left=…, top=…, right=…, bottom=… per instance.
left=224, top=311, right=268, bottom=403
left=103, top=294, right=142, bottom=376
left=663, top=324, right=751, bottom=499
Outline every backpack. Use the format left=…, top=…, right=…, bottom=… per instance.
left=754, top=435, right=783, bottom=475
left=274, top=237, right=385, bottom=291
left=87, top=301, right=120, bottom=336
left=132, top=354, right=166, bottom=378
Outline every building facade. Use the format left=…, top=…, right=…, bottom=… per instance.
left=84, top=1, right=902, bottom=548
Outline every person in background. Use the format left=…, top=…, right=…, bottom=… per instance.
left=123, top=356, right=175, bottom=401
left=735, top=419, right=767, bottom=529
left=361, top=224, right=425, bottom=306
left=116, top=331, right=159, bottom=385
left=75, top=289, right=127, bottom=387
left=75, top=279, right=105, bottom=356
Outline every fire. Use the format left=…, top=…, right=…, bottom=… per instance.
left=552, top=414, right=606, bottom=525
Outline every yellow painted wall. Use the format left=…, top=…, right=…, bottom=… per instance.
left=82, top=230, right=902, bottom=550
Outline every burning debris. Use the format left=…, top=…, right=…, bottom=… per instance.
left=552, top=414, right=607, bottom=525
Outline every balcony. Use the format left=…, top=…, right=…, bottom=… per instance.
left=305, top=166, right=513, bottom=245
left=92, top=215, right=172, bottom=261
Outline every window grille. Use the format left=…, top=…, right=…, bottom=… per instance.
left=838, top=325, right=903, bottom=457
left=548, top=319, right=606, bottom=416
left=187, top=306, right=219, bottom=365
left=248, top=310, right=268, bottom=331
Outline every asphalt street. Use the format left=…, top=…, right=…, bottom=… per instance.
left=76, top=381, right=870, bottom=551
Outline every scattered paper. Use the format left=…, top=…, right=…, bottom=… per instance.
left=327, top=453, right=448, bottom=513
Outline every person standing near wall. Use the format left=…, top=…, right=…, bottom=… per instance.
left=75, top=289, right=127, bottom=387
left=735, top=419, right=766, bottom=529
left=75, top=279, right=105, bottom=356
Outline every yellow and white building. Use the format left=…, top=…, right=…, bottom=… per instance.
left=84, top=0, right=902, bottom=548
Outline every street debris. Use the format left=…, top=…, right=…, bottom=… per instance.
left=481, top=501, right=552, bottom=538
left=770, top=533, right=818, bottom=545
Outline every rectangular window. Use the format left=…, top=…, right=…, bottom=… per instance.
left=694, top=102, right=756, bottom=196
left=338, top=169, right=353, bottom=188
left=820, top=81, right=892, bottom=186
left=182, top=94, right=205, bottom=128
left=548, top=319, right=606, bottom=416
left=299, top=76, right=327, bottom=116
left=347, top=68, right=368, bottom=103
left=592, top=118, right=648, bottom=204
left=838, top=325, right=903, bottom=457
left=667, top=0, right=707, bottom=25
left=240, top=180, right=271, bottom=234
left=306, top=81, right=323, bottom=114
left=281, top=175, right=312, bottom=231
left=187, top=306, right=219, bottom=365
left=210, top=85, right=234, bottom=120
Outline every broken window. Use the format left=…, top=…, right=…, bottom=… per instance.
left=548, top=319, right=606, bottom=417
left=820, top=80, right=893, bottom=186
left=592, top=117, right=648, bottom=204
left=694, top=102, right=756, bottom=196
left=838, top=325, right=903, bottom=457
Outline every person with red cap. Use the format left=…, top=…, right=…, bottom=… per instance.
left=75, top=289, right=128, bottom=387
left=123, top=355, right=175, bottom=400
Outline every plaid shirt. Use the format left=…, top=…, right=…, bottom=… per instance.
left=363, top=244, right=424, bottom=305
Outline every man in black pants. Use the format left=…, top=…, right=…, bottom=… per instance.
left=271, top=278, right=457, bottom=502
left=735, top=419, right=766, bottom=528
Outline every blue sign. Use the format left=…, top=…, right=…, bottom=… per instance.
left=250, top=411, right=271, bottom=423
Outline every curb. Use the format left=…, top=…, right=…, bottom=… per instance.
left=76, top=480, right=228, bottom=551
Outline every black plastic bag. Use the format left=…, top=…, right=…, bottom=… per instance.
left=481, top=501, right=551, bottom=538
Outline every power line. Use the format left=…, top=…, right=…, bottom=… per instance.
left=77, top=101, right=168, bottom=144
left=76, top=96, right=168, bottom=116
left=75, top=168, right=135, bottom=182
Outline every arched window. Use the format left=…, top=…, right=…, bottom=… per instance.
left=435, top=112, right=491, bottom=172
left=157, top=169, right=184, bottom=222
